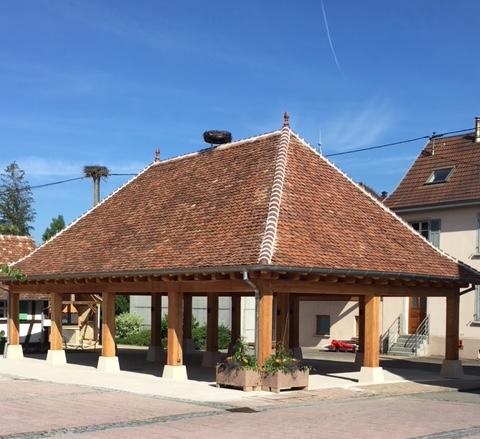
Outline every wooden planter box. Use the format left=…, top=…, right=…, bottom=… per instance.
left=216, top=367, right=262, bottom=392
left=262, top=370, right=309, bottom=393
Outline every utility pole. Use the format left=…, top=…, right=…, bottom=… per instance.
left=83, top=166, right=110, bottom=206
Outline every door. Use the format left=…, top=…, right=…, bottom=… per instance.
left=408, top=297, right=427, bottom=333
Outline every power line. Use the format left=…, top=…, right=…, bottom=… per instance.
left=28, top=173, right=135, bottom=191
left=17, top=126, right=478, bottom=190
left=30, top=176, right=86, bottom=190
left=325, top=127, right=473, bottom=158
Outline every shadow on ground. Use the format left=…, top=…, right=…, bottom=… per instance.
left=24, top=347, right=480, bottom=393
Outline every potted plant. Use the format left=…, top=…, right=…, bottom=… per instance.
left=262, top=345, right=309, bottom=393
left=216, top=339, right=261, bottom=391
left=0, top=330, right=6, bottom=355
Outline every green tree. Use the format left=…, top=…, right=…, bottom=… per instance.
left=42, top=214, right=65, bottom=242
left=115, top=295, right=130, bottom=315
left=0, top=162, right=35, bottom=236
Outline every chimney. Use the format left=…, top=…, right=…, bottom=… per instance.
left=476, top=117, right=480, bottom=143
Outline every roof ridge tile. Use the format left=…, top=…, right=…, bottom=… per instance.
left=258, top=126, right=292, bottom=264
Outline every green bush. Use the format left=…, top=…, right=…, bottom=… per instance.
left=192, top=322, right=231, bottom=350
left=117, top=329, right=151, bottom=346
left=115, top=312, right=143, bottom=339
left=218, top=325, right=231, bottom=349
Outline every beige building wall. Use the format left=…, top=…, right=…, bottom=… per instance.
left=400, top=205, right=480, bottom=359
left=299, top=300, right=359, bottom=348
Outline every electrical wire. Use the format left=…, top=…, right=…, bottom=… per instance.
left=30, top=176, right=86, bottom=190
left=14, top=126, right=477, bottom=190
left=325, top=127, right=473, bottom=158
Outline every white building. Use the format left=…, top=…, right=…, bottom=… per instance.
left=385, top=118, right=480, bottom=359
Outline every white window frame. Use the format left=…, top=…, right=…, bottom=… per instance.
left=475, top=286, right=480, bottom=323
left=425, top=167, right=454, bottom=185
left=475, top=214, right=480, bottom=256
left=410, top=219, right=441, bottom=248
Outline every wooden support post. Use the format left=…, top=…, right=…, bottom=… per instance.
left=289, top=294, right=300, bottom=350
left=206, top=293, right=219, bottom=352
left=167, top=285, right=183, bottom=366
left=163, top=284, right=187, bottom=379
left=354, top=296, right=365, bottom=366
left=445, top=293, right=460, bottom=361
left=276, top=293, right=289, bottom=348
left=441, top=292, right=463, bottom=378
left=363, top=295, right=380, bottom=368
left=101, top=292, right=116, bottom=357
left=231, top=295, right=241, bottom=344
left=147, top=294, right=165, bottom=362
left=7, top=292, right=20, bottom=346
left=183, top=294, right=192, bottom=341
left=258, top=283, right=273, bottom=367
left=50, top=292, right=63, bottom=351
left=358, top=296, right=365, bottom=353
left=358, top=295, right=383, bottom=383
left=97, top=292, right=119, bottom=372
left=46, top=292, right=67, bottom=365
left=151, top=294, right=163, bottom=347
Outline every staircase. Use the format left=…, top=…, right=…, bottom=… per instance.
left=386, top=315, right=430, bottom=357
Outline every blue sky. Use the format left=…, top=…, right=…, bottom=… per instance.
left=1, top=0, right=480, bottom=243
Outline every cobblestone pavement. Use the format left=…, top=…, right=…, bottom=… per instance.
left=1, top=376, right=480, bottom=439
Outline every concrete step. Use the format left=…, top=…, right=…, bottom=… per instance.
left=388, top=347, right=414, bottom=355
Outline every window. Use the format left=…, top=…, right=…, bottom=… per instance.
left=0, top=301, right=6, bottom=318
left=316, top=315, right=330, bottom=336
left=410, top=219, right=440, bottom=247
left=475, top=214, right=480, bottom=255
left=19, top=301, right=29, bottom=321
left=475, top=286, right=480, bottom=322
left=425, top=167, right=453, bottom=185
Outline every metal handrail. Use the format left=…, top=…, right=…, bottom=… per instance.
left=411, top=314, right=430, bottom=355
left=380, top=315, right=401, bottom=353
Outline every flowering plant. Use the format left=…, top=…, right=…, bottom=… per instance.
left=263, top=344, right=309, bottom=375
left=217, top=339, right=258, bottom=372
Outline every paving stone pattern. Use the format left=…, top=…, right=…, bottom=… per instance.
left=1, top=377, right=480, bottom=439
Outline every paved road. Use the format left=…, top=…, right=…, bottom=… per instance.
left=1, top=376, right=480, bottom=439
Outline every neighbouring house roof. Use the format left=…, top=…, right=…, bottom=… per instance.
left=13, top=125, right=480, bottom=283
left=0, top=235, right=36, bottom=266
left=0, top=235, right=41, bottom=300
left=385, top=133, right=480, bottom=211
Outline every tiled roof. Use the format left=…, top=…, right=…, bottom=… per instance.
left=0, top=235, right=36, bottom=265
left=14, top=127, right=479, bottom=282
left=385, top=133, right=480, bottom=210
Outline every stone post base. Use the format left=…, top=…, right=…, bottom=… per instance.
left=5, top=344, right=23, bottom=360
left=46, top=350, right=67, bottom=366
left=162, top=365, right=188, bottom=380
left=292, top=347, right=303, bottom=360
left=354, top=352, right=364, bottom=367
left=441, top=359, right=464, bottom=378
left=201, top=351, right=223, bottom=367
left=146, top=345, right=166, bottom=363
left=358, top=366, right=384, bottom=384
left=183, top=338, right=196, bottom=354
left=97, top=356, right=120, bottom=373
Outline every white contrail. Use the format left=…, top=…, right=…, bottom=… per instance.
left=320, top=0, right=343, bottom=75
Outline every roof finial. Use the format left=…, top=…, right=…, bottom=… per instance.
left=283, top=111, right=290, bottom=128
left=154, top=147, right=160, bottom=162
